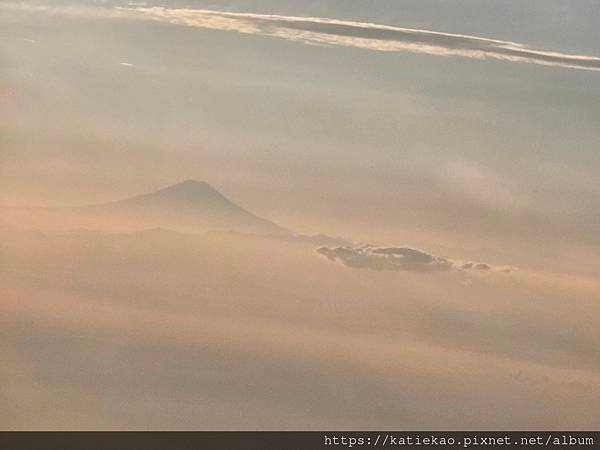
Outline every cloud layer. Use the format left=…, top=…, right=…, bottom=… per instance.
left=318, top=245, right=509, bottom=273
left=123, top=6, right=600, bottom=72
left=3, top=2, right=600, bottom=71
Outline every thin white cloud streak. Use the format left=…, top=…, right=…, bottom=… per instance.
left=3, top=2, right=600, bottom=71
left=123, top=6, right=600, bottom=72
left=0, top=2, right=132, bottom=19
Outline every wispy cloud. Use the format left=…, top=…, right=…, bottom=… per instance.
left=123, top=6, right=600, bottom=72
left=3, top=2, right=600, bottom=71
left=317, top=245, right=511, bottom=273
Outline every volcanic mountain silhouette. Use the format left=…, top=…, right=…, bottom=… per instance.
left=78, top=180, right=290, bottom=236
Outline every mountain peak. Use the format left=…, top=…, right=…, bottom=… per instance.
left=167, top=179, right=216, bottom=191
left=84, top=180, right=290, bottom=236
left=179, top=179, right=211, bottom=187
left=155, top=180, right=226, bottom=201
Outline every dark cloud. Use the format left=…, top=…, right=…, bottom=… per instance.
left=460, top=262, right=492, bottom=271
left=317, top=245, right=452, bottom=272
left=318, top=245, right=510, bottom=274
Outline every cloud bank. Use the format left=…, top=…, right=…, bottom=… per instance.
left=317, top=245, right=510, bottom=273
left=3, top=2, right=600, bottom=71
left=123, top=6, right=600, bottom=72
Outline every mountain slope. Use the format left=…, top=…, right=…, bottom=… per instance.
left=77, top=180, right=290, bottom=236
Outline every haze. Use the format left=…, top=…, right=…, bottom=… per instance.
left=1, top=0, right=600, bottom=430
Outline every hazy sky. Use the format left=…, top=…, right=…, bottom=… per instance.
left=2, top=1, right=600, bottom=266
left=3, top=229, right=600, bottom=429
left=2, top=0, right=600, bottom=430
